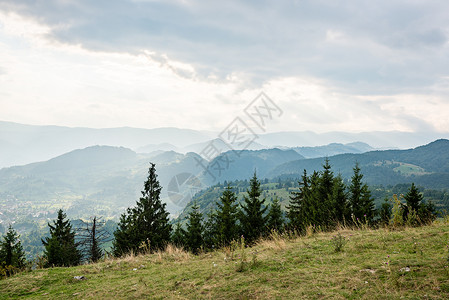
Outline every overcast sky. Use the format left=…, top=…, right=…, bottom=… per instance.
left=0, top=0, right=448, bottom=133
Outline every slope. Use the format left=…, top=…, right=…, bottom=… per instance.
left=1, top=223, right=449, bottom=299
left=269, top=139, right=449, bottom=189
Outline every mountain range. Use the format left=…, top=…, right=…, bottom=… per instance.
left=269, top=139, right=449, bottom=189
left=2, top=120, right=449, bottom=168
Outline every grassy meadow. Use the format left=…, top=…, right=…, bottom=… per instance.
left=2, top=221, right=449, bottom=299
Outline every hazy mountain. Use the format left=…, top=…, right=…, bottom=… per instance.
left=0, top=146, right=207, bottom=223
left=199, top=148, right=304, bottom=185
left=181, top=138, right=267, bottom=155
left=2, top=120, right=448, bottom=169
left=136, top=143, right=179, bottom=153
left=257, top=131, right=449, bottom=149
left=269, top=139, right=449, bottom=189
left=0, top=121, right=213, bottom=168
left=291, top=142, right=374, bottom=158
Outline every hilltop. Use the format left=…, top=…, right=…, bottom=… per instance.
left=1, top=222, right=449, bottom=299
left=269, top=139, right=449, bottom=189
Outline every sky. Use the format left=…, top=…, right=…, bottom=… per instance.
left=0, top=0, right=448, bottom=133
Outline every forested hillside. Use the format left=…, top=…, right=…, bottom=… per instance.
left=270, top=139, right=449, bottom=189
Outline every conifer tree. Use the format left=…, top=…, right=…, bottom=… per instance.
left=349, top=163, right=363, bottom=220
left=349, top=163, right=375, bottom=223
left=113, top=163, right=171, bottom=256
left=0, top=225, right=26, bottom=276
left=42, top=209, right=81, bottom=267
left=404, top=183, right=436, bottom=224
left=112, top=208, right=137, bottom=257
left=287, top=170, right=309, bottom=230
left=239, top=172, right=268, bottom=243
left=185, top=203, right=203, bottom=254
left=379, top=198, right=392, bottom=226
left=318, top=158, right=334, bottom=226
left=307, top=171, right=322, bottom=226
left=360, top=184, right=375, bottom=222
left=404, top=183, right=422, bottom=213
left=171, top=223, right=186, bottom=248
left=202, top=208, right=218, bottom=250
left=267, top=197, right=284, bottom=232
left=214, top=184, right=239, bottom=246
left=332, top=175, right=349, bottom=223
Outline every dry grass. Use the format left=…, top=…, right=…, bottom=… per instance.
left=2, top=223, right=449, bottom=299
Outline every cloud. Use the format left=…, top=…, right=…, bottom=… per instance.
left=0, top=1, right=448, bottom=133
left=1, top=0, right=448, bottom=93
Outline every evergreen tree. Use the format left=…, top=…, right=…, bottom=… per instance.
left=379, top=198, right=392, bottom=226
left=185, top=203, right=203, bottom=254
left=360, top=184, right=375, bottom=222
left=239, top=172, right=268, bottom=243
left=214, top=184, right=239, bottom=246
left=317, top=158, right=334, bottom=226
left=418, top=201, right=436, bottom=224
left=349, top=162, right=363, bottom=220
left=267, top=197, right=284, bottom=232
left=112, top=208, right=137, bottom=257
left=202, top=209, right=218, bottom=250
left=404, top=183, right=423, bottom=213
left=113, top=163, right=172, bottom=256
left=332, top=175, right=349, bottom=223
left=403, top=183, right=436, bottom=224
left=171, top=223, right=186, bottom=248
left=349, top=163, right=375, bottom=223
left=42, top=209, right=81, bottom=267
left=307, top=171, right=322, bottom=226
left=0, top=225, right=26, bottom=276
left=287, top=169, right=309, bottom=231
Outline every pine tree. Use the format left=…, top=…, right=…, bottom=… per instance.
left=349, top=162, right=363, bottom=221
left=113, top=163, right=172, bottom=256
left=404, top=183, right=436, bottom=224
left=349, top=163, right=375, bottom=223
left=112, top=208, right=137, bottom=257
left=214, top=184, right=239, bottom=246
left=404, top=183, right=422, bottom=213
left=185, top=203, right=203, bottom=254
left=379, top=198, right=392, bottom=226
left=42, top=209, right=81, bottom=267
left=202, top=208, right=218, bottom=250
left=0, top=225, right=26, bottom=276
left=267, top=197, right=284, bottom=232
left=307, top=171, right=322, bottom=226
left=171, top=223, right=186, bottom=248
left=318, top=158, right=334, bottom=226
left=287, top=169, right=309, bottom=230
left=332, top=175, right=349, bottom=223
left=239, top=172, right=268, bottom=243
left=360, top=184, right=375, bottom=222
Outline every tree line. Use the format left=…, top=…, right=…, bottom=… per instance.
left=0, top=160, right=436, bottom=276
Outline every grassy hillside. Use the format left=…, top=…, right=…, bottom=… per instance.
left=2, top=222, right=449, bottom=299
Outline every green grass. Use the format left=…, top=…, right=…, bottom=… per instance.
left=2, top=222, right=449, bottom=299
left=393, top=162, right=430, bottom=177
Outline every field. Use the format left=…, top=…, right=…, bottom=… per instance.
left=2, top=222, right=449, bottom=299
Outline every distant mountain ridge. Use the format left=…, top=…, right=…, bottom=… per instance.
left=0, top=146, right=208, bottom=220
left=199, top=148, right=304, bottom=185
left=0, top=121, right=214, bottom=168
left=2, top=120, right=449, bottom=169
left=269, top=139, right=449, bottom=189
left=291, top=142, right=374, bottom=158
